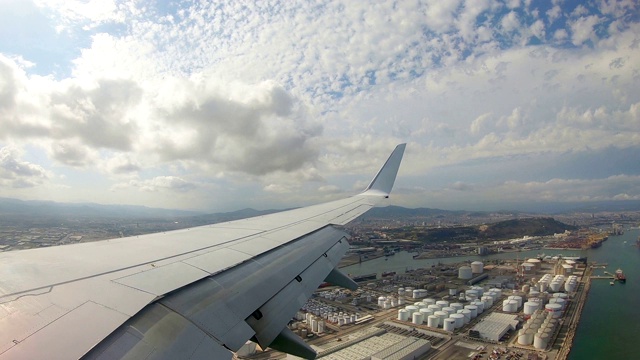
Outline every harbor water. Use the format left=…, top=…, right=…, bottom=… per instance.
left=568, top=228, right=640, bottom=359
left=343, top=229, right=640, bottom=357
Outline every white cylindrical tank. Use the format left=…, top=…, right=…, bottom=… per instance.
left=442, top=306, right=455, bottom=316
left=398, top=288, right=405, bottom=296
left=518, top=329, right=535, bottom=345
left=450, top=313, right=465, bottom=328
left=502, top=300, right=518, bottom=312
left=317, top=321, right=325, bottom=334
left=508, top=295, right=523, bottom=309
left=565, top=280, right=577, bottom=292
left=471, top=286, right=484, bottom=297
left=465, top=289, right=479, bottom=301
left=545, top=303, right=563, bottom=318
left=471, top=261, right=484, bottom=274
left=413, top=289, right=421, bottom=299
left=434, top=311, right=448, bottom=325
left=427, top=304, right=441, bottom=312
left=481, top=295, right=494, bottom=308
left=489, top=288, right=502, bottom=298
left=424, top=298, right=436, bottom=305
left=450, top=303, right=464, bottom=312
left=419, top=308, right=433, bottom=318
left=427, top=315, right=439, bottom=328
left=436, top=300, right=450, bottom=308
left=405, top=305, right=419, bottom=316
left=412, top=312, right=425, bottom=325
left=524, top=301, right=540, bottom=315
left=549, top=298, right=566, bottom=309
left=534, top=333, right=549, bottom=349
left=465, top=305, right=478, bottom=318
left=538, top=280, right=548, bottom=292
left=449, top=288, right=457, bottom=296
left=378, top=296, right=386, bottom=307
left=553, top=292, right=568, bottom=299
left=473, top=300, right=485, bottom=313
left=459, top=266, right=473, bottom=279
left=443, top=318, right=456, bottom=332
left=459, top=309, right=471, bottom=324
left=398, top=309, right=409, bottom=321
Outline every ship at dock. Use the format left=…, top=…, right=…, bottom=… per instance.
left=615, top=268, right=626, bottom=283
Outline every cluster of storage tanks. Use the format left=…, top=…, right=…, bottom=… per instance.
left=299, top=300, right=359, bottom=327
left=397, top=286, right=429, bottom=299
left=535, top=274, right=578, bottom=293
left=377, top=295, right=406, bottom=309
left=458, top=261, right=484, bottom=279
left=396, top=292, right=499, bottom=332
left=517, top=310, right=560, bottom=349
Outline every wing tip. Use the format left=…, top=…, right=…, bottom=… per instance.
left=362, top=143, right=406, bottom=196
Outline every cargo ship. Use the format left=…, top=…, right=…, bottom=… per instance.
left=350, top=273, right=377, bottom=282
left=615, top=268, right=626, bottom=283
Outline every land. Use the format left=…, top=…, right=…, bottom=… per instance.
left=1, top=198, right=638, bottom=359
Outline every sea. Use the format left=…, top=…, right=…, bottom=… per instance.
left=342, top=228, right=640, bottom=359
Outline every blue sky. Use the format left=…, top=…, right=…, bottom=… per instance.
left=0, top=0, right=639, bottom=212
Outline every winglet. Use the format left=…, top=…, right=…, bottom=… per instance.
left=361, top=143, right=406, bottom=197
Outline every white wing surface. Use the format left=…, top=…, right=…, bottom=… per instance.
left=0, top=144, right=406, bottom=360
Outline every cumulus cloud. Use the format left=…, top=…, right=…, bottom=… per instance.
left=103, top=153, right=140, bottom=175
left=0, top=146, right=51, bottom=188
left=0, top=0, right=638, bottom=211
left=49, top=141, right=96, bottom=167
left=570, top=15, right=601, bottom=46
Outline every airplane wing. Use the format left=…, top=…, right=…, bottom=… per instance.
left=0, top=144, right=406, bottom=360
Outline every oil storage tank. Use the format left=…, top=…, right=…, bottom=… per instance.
left=459, top=266, right=473, bottom=280
left=471, top=261, right=484, bottom=274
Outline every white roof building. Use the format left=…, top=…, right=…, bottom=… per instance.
left=471, top=313, right=519, bottom=341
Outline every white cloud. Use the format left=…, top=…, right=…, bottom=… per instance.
left=0, top=146, right=51, bottom=188
left=570, top=15, right=602, bottom=46
left=501, top=11, right=520, bottom=32
left=546, top=5, right=562, bottom=23
left=0, top=0, right=639, bottom=211
left=103, top=153, right=140, bottom=175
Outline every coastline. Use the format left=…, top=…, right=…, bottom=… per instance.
left=557, top=265, right=592, bottom=359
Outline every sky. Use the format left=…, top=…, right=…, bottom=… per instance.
left=0, top=0, right=639, bottom=212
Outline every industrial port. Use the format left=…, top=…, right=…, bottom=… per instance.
left=237, top=255, right=595, bottom=360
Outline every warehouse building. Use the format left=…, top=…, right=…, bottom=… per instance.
left=470, top=313, right=519, bottom=341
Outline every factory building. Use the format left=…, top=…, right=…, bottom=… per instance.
left=370, top=337, right=431, bottom=360
left=470, top=313, right=519, bottom=341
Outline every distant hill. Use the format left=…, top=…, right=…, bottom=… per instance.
left=387, top=217, right=575, bottom=243
left=480, top=217, right=576, bottom=239
left=362, top=205, right=465, bottom=218
left=0, top=197, right=201, bottom=218
left=185, top=208, right=285, bottom=226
